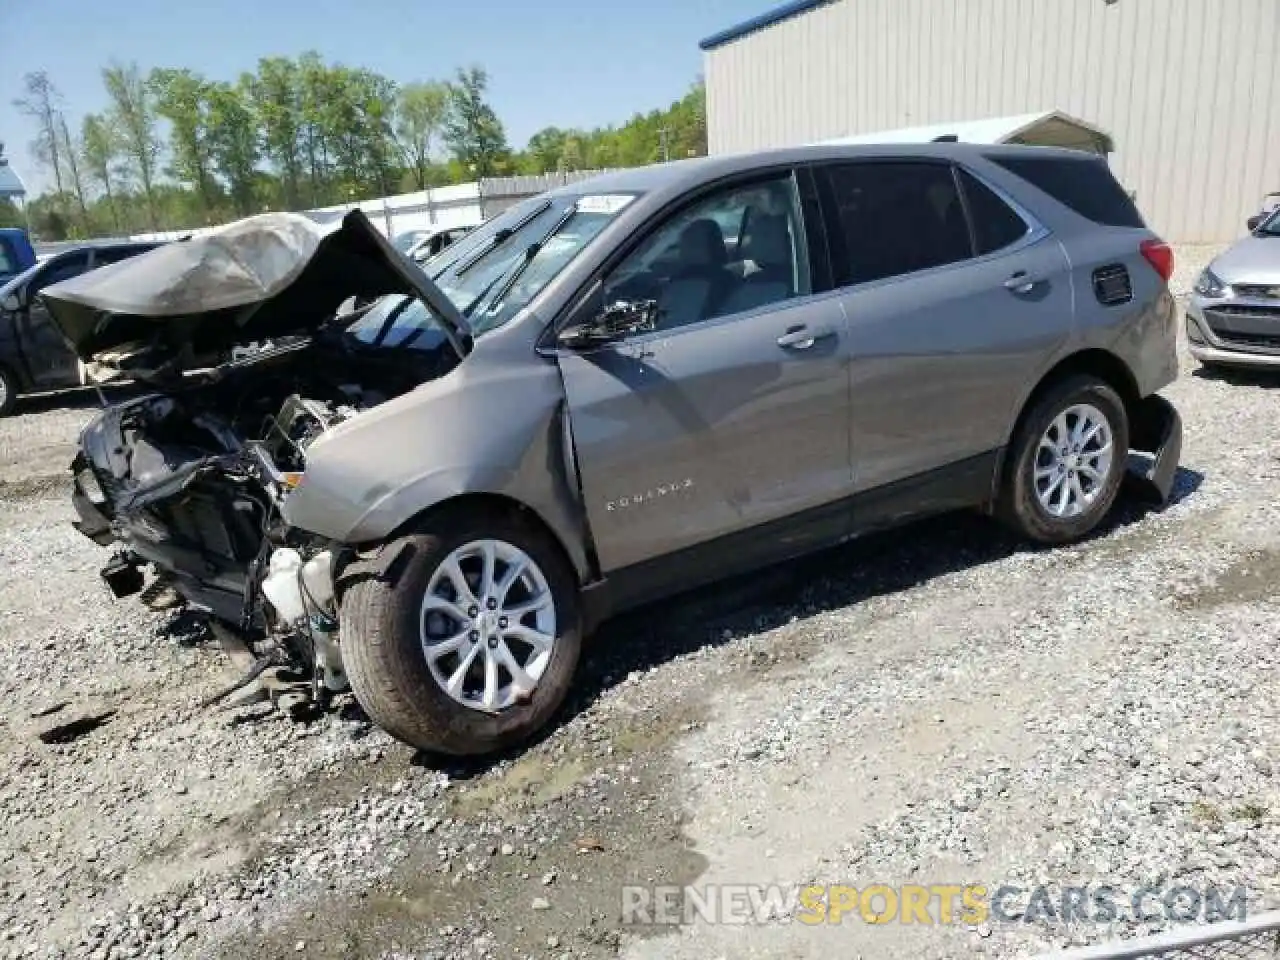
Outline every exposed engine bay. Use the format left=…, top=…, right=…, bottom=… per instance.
left=70, top=323, right=458, bottom=710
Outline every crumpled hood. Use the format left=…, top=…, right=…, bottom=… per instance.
left=1210, top=234, right=1280, bottom=285
left=38, top=209, right=471, bottom=367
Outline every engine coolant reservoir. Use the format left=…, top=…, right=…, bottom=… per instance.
left=261, top=547, right=306, bottom=625
left=301, top=551, right=335, bottom=611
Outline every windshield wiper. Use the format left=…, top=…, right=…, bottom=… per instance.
left=478, top=205, right=578, bottom=318
left=450, top=200, right=553, bottom=279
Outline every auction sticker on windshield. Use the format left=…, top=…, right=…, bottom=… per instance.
left=576, top=194, right=635, bottom=215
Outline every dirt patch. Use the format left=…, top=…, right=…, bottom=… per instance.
left=1173, top=547, right=1280, bottom=611
left=0, top=473, right=72, bottom=500
left=215, top=697, right=710, bottom=959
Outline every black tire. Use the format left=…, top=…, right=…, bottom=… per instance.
left=0, top=365, right=18, bottom=417
left=997, top=374, right=1129, bottom=544
left=340, top=505, right=582, bottom=756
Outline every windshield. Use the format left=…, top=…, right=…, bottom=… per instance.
left=1258, top=208, right=1280, bottom=237
left=426, top=192, right=637, bottom=335
left=343, top=295, right=449, bottom=353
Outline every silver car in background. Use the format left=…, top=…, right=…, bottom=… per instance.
left=1187, top=207, right=1280, bottom=368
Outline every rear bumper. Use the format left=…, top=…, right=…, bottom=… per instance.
left=1126, top=394, right=1182, bottom=505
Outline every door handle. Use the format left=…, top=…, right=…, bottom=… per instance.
left=776, top=325, right=833, bottom=350
left=1003, top=271, right=1041, bottom=294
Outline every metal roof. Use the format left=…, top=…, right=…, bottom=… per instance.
left=700, top=0, right=836, bottom=50
left=813, top=110, right=1115, bottom=154
left=0, top=160, right=26, bottom=199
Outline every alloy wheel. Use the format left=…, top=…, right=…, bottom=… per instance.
left=1033, top=403, right=1115, bottom=519
left=419, top=539, right=557, bottom=713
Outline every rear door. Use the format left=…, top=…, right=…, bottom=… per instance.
left=20, top=251, right=91, bottom=387
left=817, top=159, right=1075, bottom=493
left=556, top=169, right=853, bottom=575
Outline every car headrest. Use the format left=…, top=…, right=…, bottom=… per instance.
left=678, top=219, right=728, bottom=268
left=740, top=214, right=792, bottom=268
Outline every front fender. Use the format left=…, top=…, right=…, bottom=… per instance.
left=281, top=353, right=592, bottom=581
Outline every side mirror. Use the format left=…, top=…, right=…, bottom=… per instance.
left=1248, top=215, right=1263, bottom=232
left=0, top=291, right=21, bottom=312
left=558, top=299, right=658, bottom=348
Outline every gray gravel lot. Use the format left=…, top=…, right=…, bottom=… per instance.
left=5, top=243, right=1280, bottom=960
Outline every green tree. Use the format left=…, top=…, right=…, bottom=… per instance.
left=26, top=192, right=73, bottom=240
left=206, top=79, right=261, bottom=217
left=150, top=67, right=218, bottom=217
left=248, top=56, right=304, bottom=209
left=297, top=51, right=337, bottom=205
left=13, top=71, right=66, bottom=197
left=81, top=114, right=122, bottom=232
left=103, top=62, right=162, bottom=229
left=443, top=66, right=509, bottom=177
left=55, top=114, right=89, bottom=231
left=396, top=81, right=448, bottom=190
left=0, top=199, right=24, bottom=230
left=525, top=126, right=567, bottom=174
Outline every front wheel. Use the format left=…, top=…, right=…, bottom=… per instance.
left=997, top=375, right=1130, bottom=544
left=341, top=507, right=582, bottom=756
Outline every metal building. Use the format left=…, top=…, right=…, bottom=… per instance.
left=700, top=0, right=1280, bottom=243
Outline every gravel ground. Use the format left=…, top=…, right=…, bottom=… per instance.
left=6, top=243, right=1280, bottom=960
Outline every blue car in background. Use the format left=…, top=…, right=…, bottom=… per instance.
left=0, top=227, right=37, bottom=285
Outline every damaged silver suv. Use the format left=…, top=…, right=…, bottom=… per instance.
left=43, top=143, right=1183, bottom=755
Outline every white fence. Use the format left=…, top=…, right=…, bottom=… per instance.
left=127, top=170, right=616, bottom=245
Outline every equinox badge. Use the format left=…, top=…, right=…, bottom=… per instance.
left=606, top=478, right=694, bottom=512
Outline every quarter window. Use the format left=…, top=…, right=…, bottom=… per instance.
left=822, top=161, right=974, bottom=286
left=957, top=169, right=1031, bottom=254
left=603, top=174, right=811, bottom=333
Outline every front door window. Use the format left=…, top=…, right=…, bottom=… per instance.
left=603, top=174, right=811, bottom=333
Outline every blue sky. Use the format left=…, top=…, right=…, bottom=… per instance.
left=0, top=0, right=766, bottom=194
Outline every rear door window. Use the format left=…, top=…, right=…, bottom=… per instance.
left=819, top=161, right=974, bottom=286
left=956, top=169, right=1031, bottom=254
left=987, top=155, right=1145, bottom=228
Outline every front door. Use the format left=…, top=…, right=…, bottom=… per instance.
left=816, top=160, right=1075, bottom=492
left=20, top=251, right=91, bottom=388
left=555, top=171, right=852, bottom=574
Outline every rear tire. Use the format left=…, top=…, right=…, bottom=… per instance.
left=0, top=365, right=18, bottom=417
left=341, top=506, right=582, bottom=756
left=997, top=375, right=1129, bottom=544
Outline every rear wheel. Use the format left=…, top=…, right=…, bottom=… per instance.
left=341, top=507, right=581, bottom=755
left=997, top=375, right=1129, bottom=544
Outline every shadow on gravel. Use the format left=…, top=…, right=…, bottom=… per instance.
left=156, top=610, right=216, bottom=648
left=414, top=465, right=1206, bottom=777
left=10, top=382, right=143, bottom=417
left=1191, top=365, right=1280, bottom=389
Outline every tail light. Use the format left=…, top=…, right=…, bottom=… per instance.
left=1140, top=238, right=1174, bottom=282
